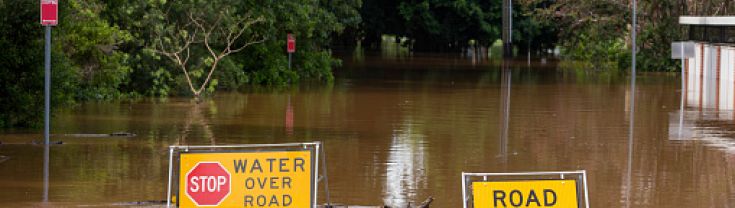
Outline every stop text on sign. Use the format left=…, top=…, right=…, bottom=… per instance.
left=190, top=175, right=227, bottom=192
left=185, top=162, right=231, bottom=206
left=179, top=151, right=313, bottom=208
left=472, top=180, right=579, bottom=208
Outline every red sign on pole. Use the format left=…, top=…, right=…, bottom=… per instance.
left=40, top=0, right=58, bottom=26
left=287, top=34, right=296, bottom=53
left=185, top=162, right=231, bottom=206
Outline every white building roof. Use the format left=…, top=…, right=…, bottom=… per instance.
left=680, top=16, right=735, bottom=26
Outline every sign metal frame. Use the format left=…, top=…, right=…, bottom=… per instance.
left=167, top=142, right=327, bottom=208
left=462, top=170, right=589, bottom=208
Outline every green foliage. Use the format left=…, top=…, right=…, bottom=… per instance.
left=534, top=0, right=684, bottom=72
left=359, top=0, right=500, bottom=52
left=0, top=0, right=356, bottom=128
left=59, top=0, right=133, bottom=100
left=0, top=1, right=77, bottom=128
left=514, top=0, right=558, bottom=54
left=139, top=0, right=349, bottom=93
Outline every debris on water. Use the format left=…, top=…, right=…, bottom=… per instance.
left=416, top=196, right=434, bottom=208
left=62, top=132, right=137, bottom=138
left=110, top=132, right=137, bottom=137
left=315, top=197, right=433, bottom=208
left=108, top=200, right=166, bottom=206
left=30, top=140, right=63, bottom=145
left=0, top=155, right=8, bottom=164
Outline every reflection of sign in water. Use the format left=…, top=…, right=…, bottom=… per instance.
left=462, top=171, right=589, bottom=208
left=472, top=180, right=578, bottom=208
left=177, top=150, right=314, bottom=208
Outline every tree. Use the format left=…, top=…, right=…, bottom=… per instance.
left=151, top=3, right=265, bottom=97
left=356, top=0, right=501, bottom=52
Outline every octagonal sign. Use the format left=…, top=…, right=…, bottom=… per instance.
left=185, top=162, right=231, bottom=206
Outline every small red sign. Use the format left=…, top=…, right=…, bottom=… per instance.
left=40, top=0, right=58, bottom=26
left=185, top=162, right=231, bottom=206
left=287, top=34, right=296, bottom=53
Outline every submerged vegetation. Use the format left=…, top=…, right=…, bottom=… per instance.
left=2, top=0, right=734, bottom=128
left=0, top=0, right=359, bottom=128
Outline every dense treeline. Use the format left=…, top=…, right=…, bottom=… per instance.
left=345, top=0, right=735, bottom=71
left=0, top=0, right=359, bottom=128
left=3, top=0, right=735, bottom=128
left=334, top=0, right=559, bottom=54
left=527, top=0, right=735, bottom=71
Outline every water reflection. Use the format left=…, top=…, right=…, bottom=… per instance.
left=624, top=66, right=636, bottom=208
left=669, top=109, right=735, bottom=153
left=383, top=116, right=428, bottom=207
left=5, top=53, right=735, bottom=207
left=42, top=144, right=49, bottom=203
left=285, top=96, right=294, bottom=136
left=178, top=100, right=217, bottom=145
left=499, top=64, right=511, bottom=165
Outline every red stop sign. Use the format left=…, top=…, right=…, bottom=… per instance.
left=185, top=162, right=231, bottom=206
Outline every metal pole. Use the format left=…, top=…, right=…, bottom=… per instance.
left=320, top=143, right=331, bottom=207
left=678, top=43, right=685, bottom=138
left=625, top=1, right=637, bottom=207
left=44, top=26, right=51, bottom=145
left=42, top=26, right=52, bottom=203
left=43, top=142, right=49, bottom=203
left=582, top=170, right=590, bottom=208
left=502, top=0, right=513, bottom=57
left=288, top=53, right=292, bottom=69
left=461, top=173, right=467, bottom=208
left=167, top=147, right=174, bottom=207
left=313, top=143, right=320, bottom=208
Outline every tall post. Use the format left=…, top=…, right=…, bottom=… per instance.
left=44, top=26, right=51, bottom=145
left=43, top=141, right=49, bottom=202
left=678, top=43, right=685, bottom=138
left=502, top=0, right=513, bottom=57
left=625, top=0, right=637, bottom=207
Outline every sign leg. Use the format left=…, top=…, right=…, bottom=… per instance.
left=44, top=26, right=51, bottom=145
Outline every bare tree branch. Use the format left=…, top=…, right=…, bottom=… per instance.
left=153, top=7, right=266, bottom=97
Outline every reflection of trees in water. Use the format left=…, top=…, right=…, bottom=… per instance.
left=178, top=99, right=217, bottom=145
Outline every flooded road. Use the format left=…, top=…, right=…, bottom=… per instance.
left=1, top=53, right=735, bottom=207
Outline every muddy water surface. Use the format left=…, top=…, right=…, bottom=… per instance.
left=1, top=53, right=734, bottom=207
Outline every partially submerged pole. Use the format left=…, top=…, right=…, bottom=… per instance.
left=625, top=0, right=637, bottom=207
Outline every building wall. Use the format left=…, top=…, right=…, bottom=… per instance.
left=685, top=43, right=735, bottom=111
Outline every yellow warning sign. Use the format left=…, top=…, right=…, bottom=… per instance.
left=179, top=151, right=313, bottom=208
left=472, top=180, right=579, bottom=208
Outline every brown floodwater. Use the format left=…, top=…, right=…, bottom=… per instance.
left=1, top=52, right=734, bottom=207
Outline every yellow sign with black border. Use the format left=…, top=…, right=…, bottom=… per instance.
left=178, top=151, right=313, bottom=208
left=472, top=180, right=579, bottom=208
